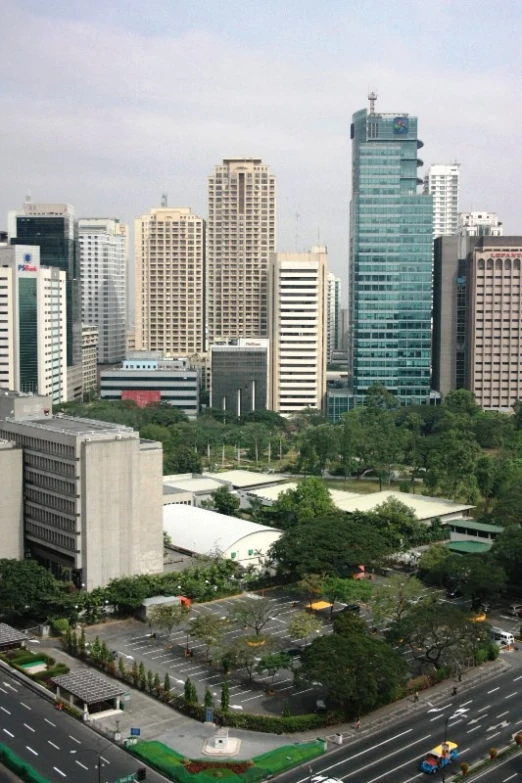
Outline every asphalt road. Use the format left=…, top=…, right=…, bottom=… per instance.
left=0, top=669, right=166, bottom=783
left=276, top=666, right=522, bottom=783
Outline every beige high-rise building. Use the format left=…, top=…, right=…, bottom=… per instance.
left=268, top=247, right=328, bottom=414
left=467, top=237, right=522, bottom=412
left=207, top=158, right=276, bottom=342
left=135, top=207, right=205, bottom=355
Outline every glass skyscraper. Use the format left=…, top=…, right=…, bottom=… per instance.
left=349, top=99, right=433, bottom=404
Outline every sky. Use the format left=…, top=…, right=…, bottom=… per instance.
left=2, top=0, right=522, bottom=302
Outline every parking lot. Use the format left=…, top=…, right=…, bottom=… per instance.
left=85, top=584, right=522, bottom=717
left=85, top=589, right=335, bottom=716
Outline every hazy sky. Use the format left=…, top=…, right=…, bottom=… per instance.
left=2, top=0, right=521, bottom=298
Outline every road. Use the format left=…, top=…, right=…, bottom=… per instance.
left=276, top=666, right=522, bottom=783
left=0, top=669, right=166, bottom=783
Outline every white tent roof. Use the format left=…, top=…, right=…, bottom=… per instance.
left=163, top=504, right=281, bottom=556
left=334, top=490, right=474, bottom=520
left=203, top=469, right=287, bottom=488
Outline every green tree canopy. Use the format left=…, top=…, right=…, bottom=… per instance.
left=0, top=559, right=64, bottom=619
left=208, top=485, right=241, bottom=517
left=266, top=477, right=336, bottom=530
left=369, top=574, right=427, bottom=625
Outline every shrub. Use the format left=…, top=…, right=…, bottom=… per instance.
left=460, top=761, right=469, bottom=775
left=51, top=618, right=70, bottom=635
left=515, top=733, right=522, bottom=746
left=489, top=747, right=498, bottom=760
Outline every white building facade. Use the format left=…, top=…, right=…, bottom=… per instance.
left=458, top=211, right=503, bottom=237
left=134, top=207, right=204, bottom=356
left=423, top=164, right=460, bottom=238
left=327, top=272, right=341, bottom=361
left=207, top=159, right=276, bottom=342
left=82, top=324, right=99, bottom=393
left=79, top=218, right=127, bottom=365
left=268, top=246, right=328, bottom=414
left=0, top=246, right=67, bottom=402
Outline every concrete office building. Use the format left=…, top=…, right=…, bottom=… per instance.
left=210, top=338, right=269, bottom=416
left=82, top=324, right=98, bottom=394
left=207, top=159, right=276, bottom=342
left=349, top=96, right=433, bottom=405
left=423, top=164, right=460, bottom=238
left=0, top=246, right=67, bottom=403
left=432, top=235, right=480, bottom=396
left=268, top=247, right=328, bottom=414
left=458, top=211, right=503, bottom=237
left=467, top=237, right=522, bottom=412
left=8, top=201, right=82, bottom=399
left=327, top=273, right=342, bottom=361
left=0, top=394, right=164, bottom=589
left=100, top=357, right=199, bottom=417
left=79, top=218, right=127, bottom=365
left=135, top=207, right=205, bottom=356
left=0, top=439, right=24, bottom=560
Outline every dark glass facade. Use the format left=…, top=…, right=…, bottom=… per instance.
left=211, top=347, right=268, bottom=417
left=18, top=278, right=38, bottom=392
left=349, top=108, right=433, bottom=404
left=12, top=216, right=81, bottom=367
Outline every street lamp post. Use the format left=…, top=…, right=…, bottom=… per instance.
left=427, top=707, right=469, bottom=783
left=70, top=746, right=112, bottom=783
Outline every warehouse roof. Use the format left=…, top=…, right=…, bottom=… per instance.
left=163, top=474, right=226, bottom=493
left=246, top=482, right=361, bottom=503
left=0, top=623, right=27, bottom=648
left=52, top=670, right=126, bottom=705
left=334, top=490, right=474, bottom=521
left=203, top=469, right=287, bottom=489
left=163, top=504, right=281, bottom=556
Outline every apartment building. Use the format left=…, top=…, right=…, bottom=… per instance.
left=423, top=164, right=460, bottom=238
left=0, top=394, right=164, bottom=589
left=268, top=247, right=328, bottom=414
left=79, top=218, right=127, bottom=364
left=458, top=211, right=503, bottom=237
left=135, top=207, right=204, bottom=355
left=467, top=237, right=522, bottom=411
left=82, top=324, right=99, bottom=393
left=207, top=159, right=276, bottom=342
left=327, top=273, right=341, bottom=361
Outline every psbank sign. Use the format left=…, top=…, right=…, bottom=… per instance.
left=18, top=263, right=38, bottom=272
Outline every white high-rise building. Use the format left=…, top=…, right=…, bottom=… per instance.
left=268, top=246, right=328, bottom=414
left=79, top=218, right=127, bottom=364
left=135, top=207, right=205, bottom=356
left=458, top=211, right=503, bottom=237
left=207, top=158, right=276, bottom=342
left=327, top=272, right=341, bottom=361
left=423, top=164, right=460, bottom=238
left=0, top=246, right=67, bottom=402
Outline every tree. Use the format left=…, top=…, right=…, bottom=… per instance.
left=364, top=384, right=400, bottom=411
left=358, top=409, right=402, bottom=490
left=425, top=430, right=481, bottom=502
left=338, top=414, right=362, bottom=477
left=364, top=498, right=427, bottom=549
left=163, top=445, right=202, bottom=475
left=492, top=472, right=522, bottom=527
left=287, top=611, right=323, bottom=644
left=256, top=652, right=292, bottom=683
left=266, top=478, right=336, bottom=530
left=228, top=597, right=276, bottom=637
left=204, top=687, right=214, bottom=708
left=438, top=554, right=506, bottom=612
left=369, top=574, right=427, bottom=625
left=153, top=672, right=162, bottom=696
left=393, top=603, right=488, bottom=670
left=299, top=425, right=340, bottom=474
left=188, top=612, right=228, bottom=658
left=118, top=656, right=126, bottom=679
left=402, top=413, right=426, bottom=492
left=300, top=631, right=407, bottom=717
left=148, top=603, right=191, bottom=638
left=209, top=486, right=241, bottom=517
left=221, top=636, right=274, bottom=681
left=147, top=669, right=154, bottom=693
left=270, top=515, right=392, bottom=578
left=492, top=527, right=522, bottom=588
left=0, top=559, right=63, bottom=618
left=221, top=680, right=230, bottom=712
left=417, top=543, right=451, bottom=582
left=184, top=677, right=199, bottom=705
left=164, top=672, right=171, bottom=695
left=475, top=456, right=503, bottom=512
left=320, top=576, right=373, bottom=618
left=105, top=576, right=152, bottom=614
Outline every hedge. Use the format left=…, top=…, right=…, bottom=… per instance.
left=0, top=743, right=51, bottom=783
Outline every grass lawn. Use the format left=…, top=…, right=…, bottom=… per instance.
left=323, top=478, right=406, bottom=494
left=130, top=740, right=326, bottom=783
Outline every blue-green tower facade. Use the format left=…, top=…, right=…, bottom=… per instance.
left=349, top=100, right=433, bottom=404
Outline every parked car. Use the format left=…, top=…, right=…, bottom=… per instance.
left=510, top=605, right=522, bottom=617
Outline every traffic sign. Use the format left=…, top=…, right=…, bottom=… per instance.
left=130, top=727, right=141, bottom=736
left=114, top=775, right=136, bottom=783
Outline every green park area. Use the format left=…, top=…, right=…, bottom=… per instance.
left=129, top=740, right=326, bottom=783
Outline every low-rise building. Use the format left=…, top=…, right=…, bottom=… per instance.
left=163, top=504, right=281, bottom=570
left=82, top=324, right=98, bottom=393
left=210, top=338, right=269, bottom=416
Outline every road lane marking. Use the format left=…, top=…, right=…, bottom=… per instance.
left=240, top=694, right=265, bottom=703
left=497, top=711, right=510, bottom=718
left=460, top=700, right=473, bottom=707
left=0, top=687, right=7, bottom=694
left=467, top=725, right=482, bottom=732
left=20, top=702, right=31, bottom=710
left=48, top=741, right=60, bottom=750
left=69, top=735, right=81, bottom=744
left=487, top=731, right=500, bottom=739
left=26, top=746, right=38, bottom=756
left=23, top=723, right=35, bottom=732
left=478, top=705, right=490, bottom=712
left=488, top=687, right=500, bottom=693
left=2, top=729, right=14, bottom=737
left=53, top=767, right=66, bottom=777
left=514, top=675, right=522, bottom=681
left=503, top=775, right=517, bottom=782
left=430, top=714, right=443, bottom=721
left=338, top=734, right=432, bottom=781
left=44, top=718, right=56, bottom=727
left=100, top=756, right=110, bottom=764
left=294, top=729, right=415, bottom=782
left=1, top=707, right=11, bottom=715
left=505, top=692, right=518, bottom=699
left=75, top=760, right=88, bottom=770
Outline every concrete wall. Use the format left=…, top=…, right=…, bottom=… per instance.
left=0, top=444, right=23, bottom=559
left=138, top=443, right=165, bottom=575
left=223, top=529, right=281, bottom=570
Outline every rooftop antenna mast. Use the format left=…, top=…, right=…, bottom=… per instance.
left=161, top=192, right=168, bottom=207
left=368, top=90, right=378, bottom=115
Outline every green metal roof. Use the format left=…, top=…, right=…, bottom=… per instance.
left=446, top=540, right=492, bottom=554
left=448, top=519, right=503, bottom=534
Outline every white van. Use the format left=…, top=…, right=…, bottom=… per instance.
left=490, top=627, right=515, bottom=647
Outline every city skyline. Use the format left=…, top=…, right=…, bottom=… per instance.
left=2, top=0, right=522, bottom=298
